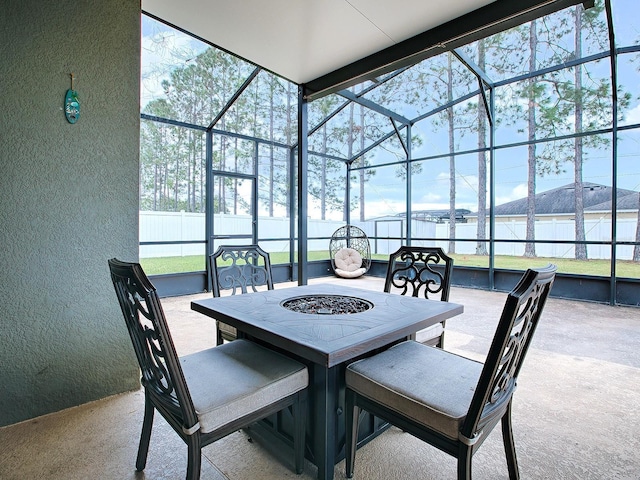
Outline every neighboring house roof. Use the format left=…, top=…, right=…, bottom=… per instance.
left=586, top=190, right=640, bottom=212
left=404, top=209, right=471, bottom=221
left=368, top=209, right=471, bottom=223
left=482, top=182, right=639, bottom=217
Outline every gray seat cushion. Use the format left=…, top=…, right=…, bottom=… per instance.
left=180, top=339, right=308, bottom=434
left=346, top=340, right=482, bottom=440
left=414, top=323, right=444, bottom=344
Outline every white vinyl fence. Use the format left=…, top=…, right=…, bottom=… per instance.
left=433, top=218, right=638, bottom=260
left=139, top=211, right=352, bottom=258
left=139, top=211, right=636, bottom=260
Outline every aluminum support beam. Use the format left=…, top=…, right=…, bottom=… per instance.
left=297, top=86, right=309, bottom=285
left=303, top=0, right=586, bottom=101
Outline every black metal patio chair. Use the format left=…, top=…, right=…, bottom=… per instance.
left=108, top=258, right=308, bottom=480
left=345, top=264, right=557, bottom=480
left=209, top=244, right=274, bottom=345
left=384, top=246, right=454, bottom=348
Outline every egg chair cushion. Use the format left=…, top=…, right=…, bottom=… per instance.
left=334, top=248, right=363, bottom=271
left=334, top=248, right=367, bottom=278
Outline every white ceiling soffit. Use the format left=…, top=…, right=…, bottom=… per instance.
left=142, top=0, right=496, bottom=85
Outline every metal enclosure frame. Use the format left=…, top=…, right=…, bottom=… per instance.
left=140, top=0, right=640, bottom=306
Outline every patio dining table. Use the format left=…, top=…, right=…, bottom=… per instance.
left=191, top=283, right=463, bottom=480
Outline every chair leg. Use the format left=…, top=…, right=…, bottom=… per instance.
left=457, top=445, right=472, bottom=480
left=345, top=389, right=361, bottom=479
left=185, top=434, right=202, bottom=480
left=135, top=394, right=155, bottom=471
left=501, top=402, right=520, bottom=480
left=292, top=391, right=307, bottom=474
left=216, top=321, right=223, bottom=346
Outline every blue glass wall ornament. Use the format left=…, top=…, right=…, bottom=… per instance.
left=65, top=73, right=80, bottom=124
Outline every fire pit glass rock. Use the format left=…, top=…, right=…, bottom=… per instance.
left=281, top=295, right=373, bottom=315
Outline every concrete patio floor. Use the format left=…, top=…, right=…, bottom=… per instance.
left=1, top=275, right=639, bottom=479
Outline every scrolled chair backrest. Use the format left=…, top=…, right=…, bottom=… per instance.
left=461, top=264, right=557, bottom=444
left=384, top=246, right=454, bottom=301
left=108, top=258, right=196, bottom=426
left=210, top=245, right=273, bottom=297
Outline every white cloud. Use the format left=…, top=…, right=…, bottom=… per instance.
left=625, top=103, right=640, bottom=125
left=418, top=192, right=442, bottom=203
left=412, top=201, right=450, bottom=211
left=457, top=174, right=479, bottom=193
left=436, top=172, right=449, bottom=182
left=495, top=183, right=528, bottom=205
left=512, top=183, right=528, bottom=199
left=360, top=199, right=406, bottom=218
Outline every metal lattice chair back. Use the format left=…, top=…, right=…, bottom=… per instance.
left=109, top=259, right=193, bottom=421
left=384, top=246, right=453, bottom=347
left=384, top=246, right=453, bottom=301
left=108, top=258, right=308, bottom=480
left=345, top=264, right=556, bottom=480
left=463, top=264, right=556, bottom=442
left=209, top=245, right=273, bottom=344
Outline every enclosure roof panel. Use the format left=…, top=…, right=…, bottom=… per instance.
left=142, top=0, right=495, bottom=85
left=142, top=0, right=585, bottom=100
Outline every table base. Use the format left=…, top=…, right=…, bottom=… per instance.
left=246, top=359, right=392, bottom=480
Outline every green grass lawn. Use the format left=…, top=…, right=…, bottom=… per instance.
left=140, top=251, right=640, bottom=278
left=140, top=251, right=330, bottom=275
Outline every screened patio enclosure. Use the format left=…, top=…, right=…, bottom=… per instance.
left=140, top=0, right=640, bottom=306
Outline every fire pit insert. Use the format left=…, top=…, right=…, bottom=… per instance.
left=281, top=295, right=373, bottom=315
